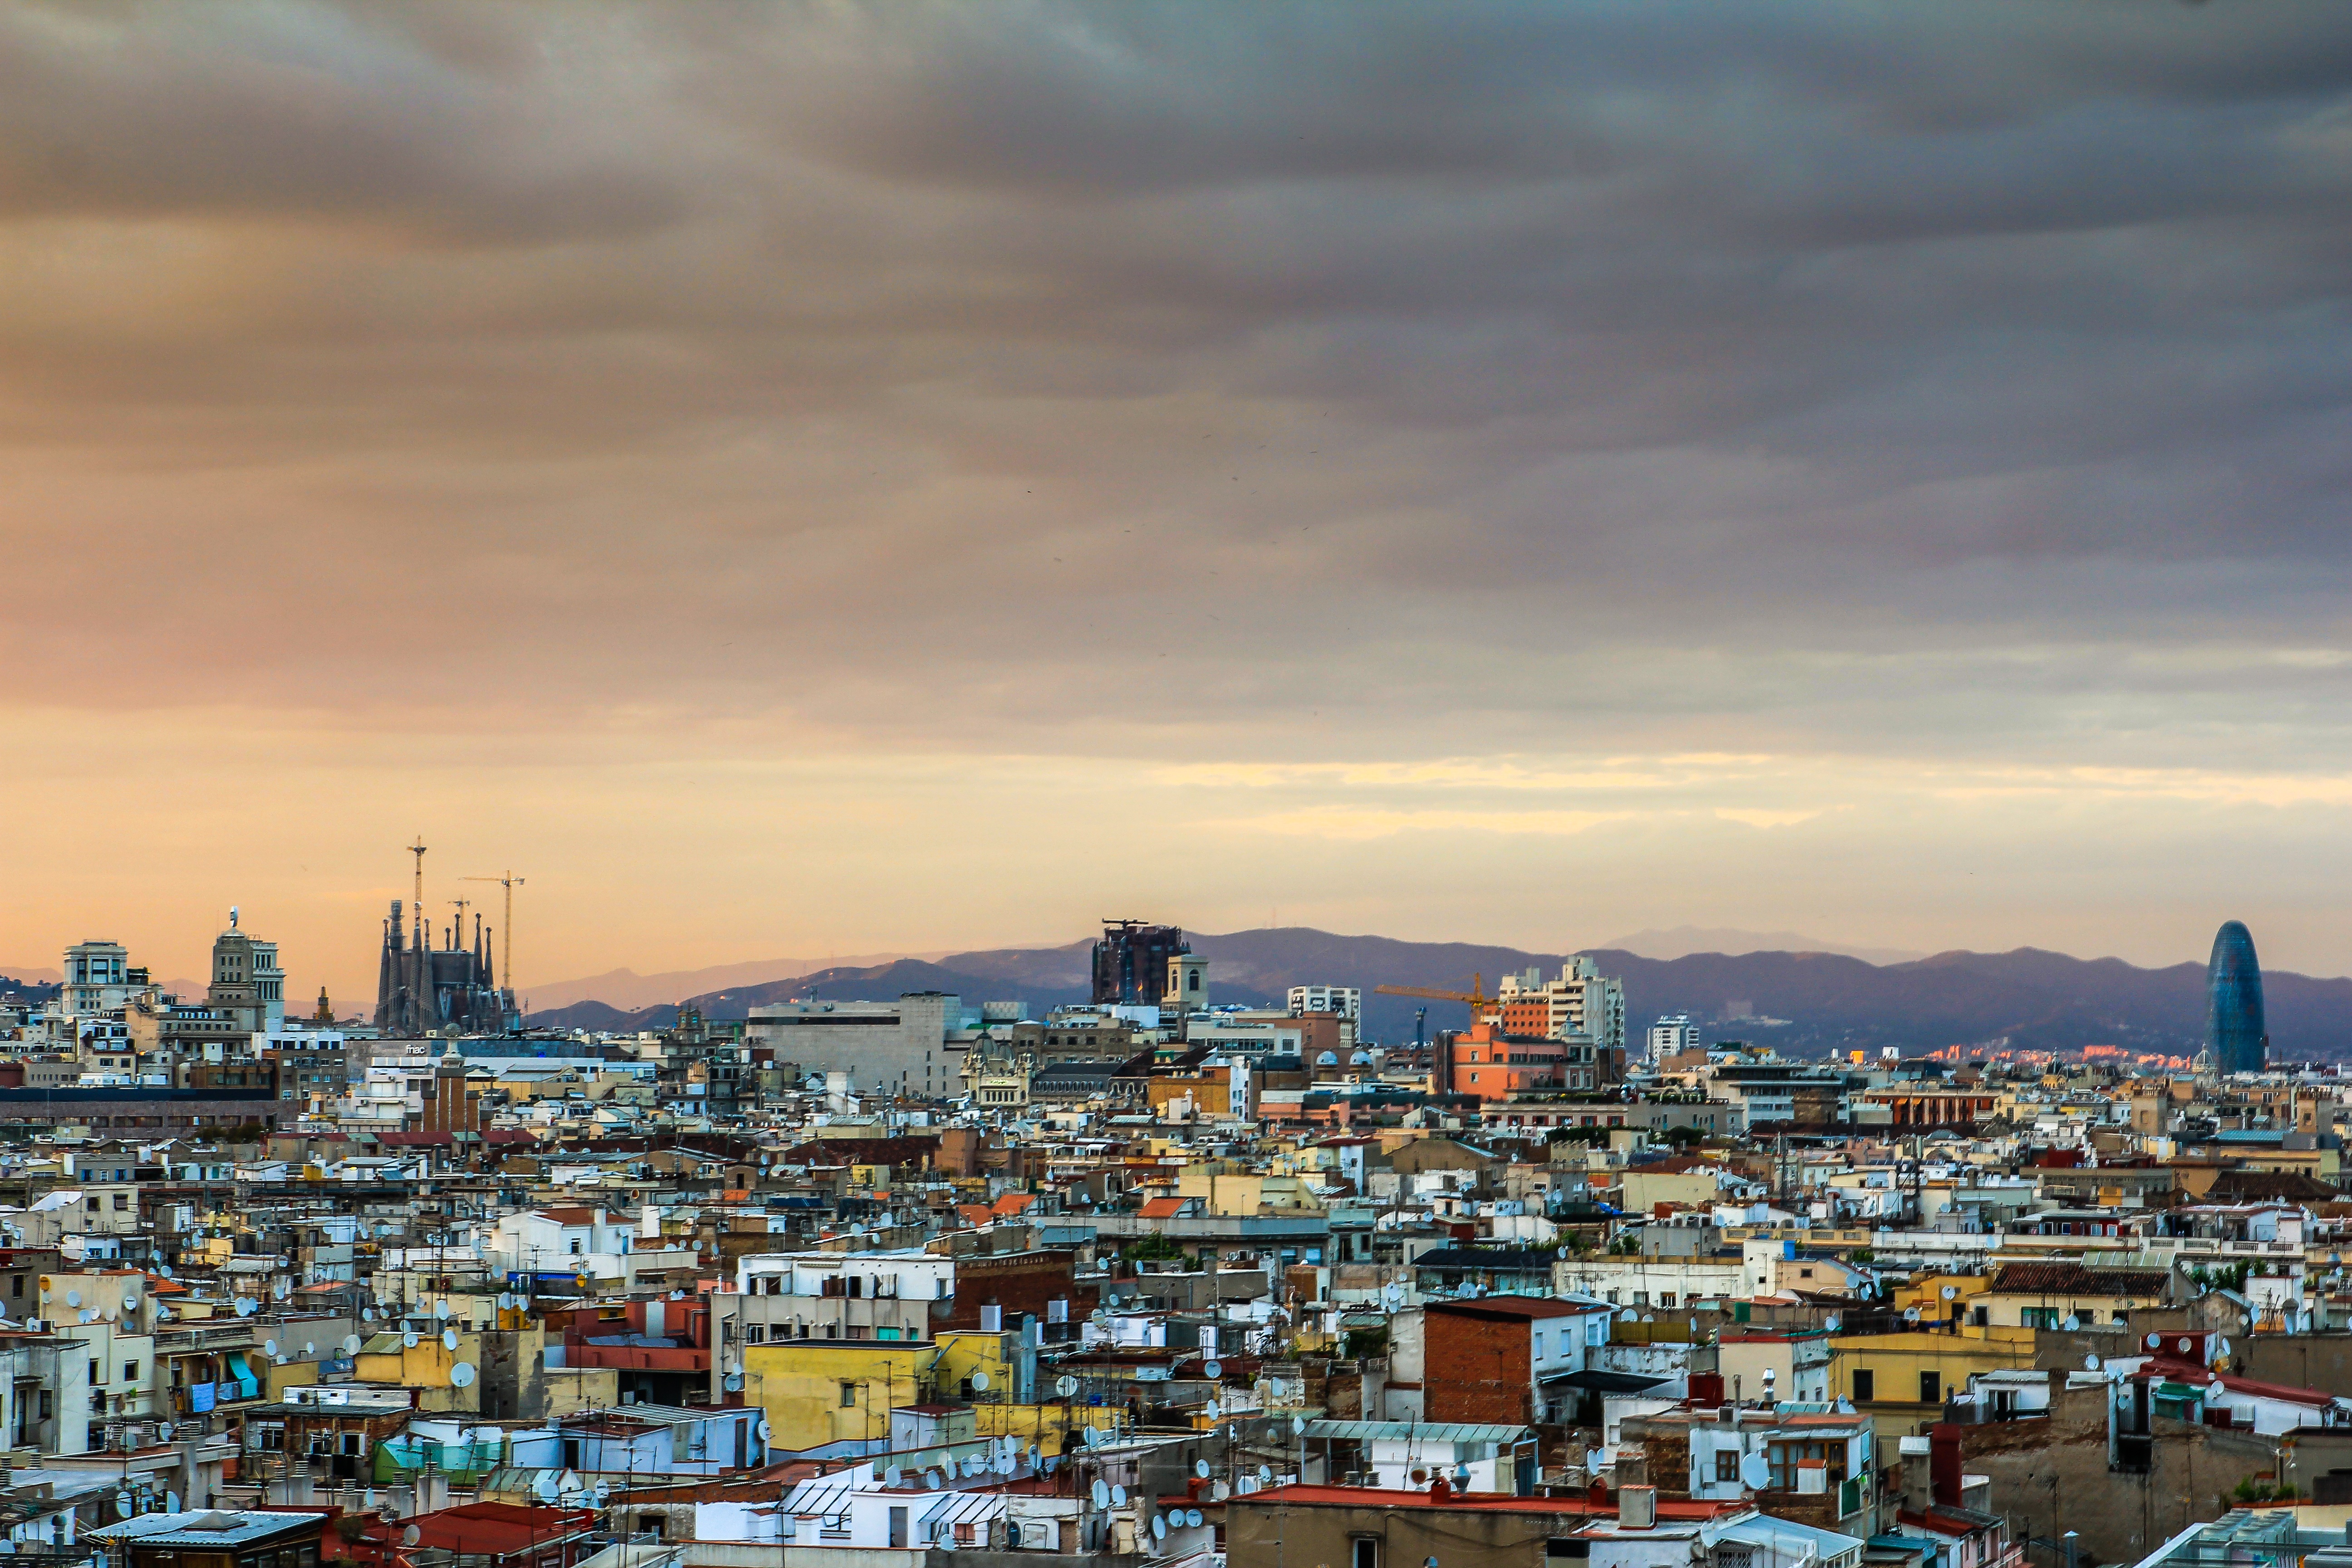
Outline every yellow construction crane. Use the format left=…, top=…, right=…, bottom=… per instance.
left=461, top=871, right=526, bottom=986
left=1373, top=973, right=1500, bottom=1015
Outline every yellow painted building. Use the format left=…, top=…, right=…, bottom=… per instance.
left=354, top=1326, right=483, bottom=1413
left=1829, top=1328, right=2035, bottom=1459
left=742, top=1338, right=937, bottom=1452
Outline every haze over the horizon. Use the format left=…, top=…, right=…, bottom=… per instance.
left=7, top=3, right=2352, bottom=1005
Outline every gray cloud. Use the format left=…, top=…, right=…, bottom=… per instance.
left=3, top=0, right=2352, bottom=772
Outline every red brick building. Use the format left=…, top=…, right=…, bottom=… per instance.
left=936, top=1249, right=1098, bottom=1337
left=1424, top=1297, right=1589, bottom=1425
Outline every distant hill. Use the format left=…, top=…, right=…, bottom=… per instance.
left=526, top=926, right=2352, bottom=1061
left=1601, top=926, right=1929, bottom=965
left=524, top=952, right=955, bottom=1012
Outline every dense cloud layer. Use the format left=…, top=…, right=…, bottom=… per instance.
left=4, top=2, right=2350, bottom=990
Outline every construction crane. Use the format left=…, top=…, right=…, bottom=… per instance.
left=1374, top=973, right=1500, bottom=1016
left=461, top=871, right=525, bottom=987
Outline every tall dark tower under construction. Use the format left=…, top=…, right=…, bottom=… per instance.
left=1092, top=920, right=1188, bottom=1005
left=373, top=896, right=517, bottom=1035
left=2205, top=920, right=2267, bottom=1075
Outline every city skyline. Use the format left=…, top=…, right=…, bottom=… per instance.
left=8, top=5, right=2352, bottom=994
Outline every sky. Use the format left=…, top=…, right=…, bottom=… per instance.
left=5, top=0, right=2352, bottom=1004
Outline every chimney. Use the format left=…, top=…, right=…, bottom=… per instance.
left=1619, top=1485, right=1656, bottom=1529
left=1930, top=1423, right=1962, bottom=1508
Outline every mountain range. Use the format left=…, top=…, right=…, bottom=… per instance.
left=523, top=926, right=2352, bottom=1061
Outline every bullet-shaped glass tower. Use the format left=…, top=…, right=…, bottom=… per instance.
left=2205, top=920, right=2267, bottom=1074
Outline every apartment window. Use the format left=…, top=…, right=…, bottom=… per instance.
left=1715, top=1450, right=1741, bottom=1484
left=1920, top=1371, right=1943, bottom=1405
left=89, top=1360, right=102, bottom=1385
left=743, top=1324, right=765, bottom=1344
left=839, top=1382, right=858, bottom=1408
left=1351, top=1539, right=1379, bottom=1568
left=1851, top=1369, right=1874, bottom=1404
left=123, top=1362, right=139, bottom=1382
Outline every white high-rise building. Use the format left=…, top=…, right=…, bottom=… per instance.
left=1495, top=957, right=1625, bottom=1054
left=1286, top=985, right=1361, bottom=1020
left=1648, top=1014, right=1700, bottom=1061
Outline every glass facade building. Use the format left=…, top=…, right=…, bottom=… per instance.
left=2205, top=920, right=2267, bottom=1075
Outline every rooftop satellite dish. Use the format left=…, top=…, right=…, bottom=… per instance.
left=263, top=1339, right=279, bottom=1357
left=669, top=1289, right=685, bottom=1301
left=1195, top=1461, right=1211, bottom=1480
left=756, top=1419, right=772, bottom=1443
left=64, top=1291, right=81, bottom=1308
left=535, top=1476, right=559, bottom=1504
left=402, top=1332, right=420, bottom=1349
left=442, top=1328, right=460, bottom=1352
left=402, top=1527, right=422, bottom=1548
left=343, top=1336, right=362, bottom=1355
left=362, top=1306, right=376, bottom=1322
left=2146, top=1333, right=2162, bottom=1350
left=1204, top=1361, right=1223, bottom=1379
left=1205, top=1399, right=1222, bottom=1419
left=434, top=1301, right=449, bottom=1319
left=449, top=1362, right=476, bottom=1388
left=1057, top=1375, right=1079, bottom=1397
left=160, top=1266, right=174, bottom=1279
left=1739, top=1451, right=1771, bottom=1490
left=1940, top=1286, right=1959, bottom=1301
left=1257, top=1465, right=1274, bottom=1485
left=1152, top=1516, right=1167, bottom=1541
left=886, top=1467, right=904, bottom=1488
left=1092, top=1480, right=1110, bottom=1508
left=971, top=1372, right=989, bottom=1391
left=2085, top=1354, right=2102, bottom=1372
left=235, top=1299, right=257, bottom=1318
left=2063, top=1316, right=2081, bottom=1333
left=78, top=1309, right=95, bottom=1324
left=723, top=1374, right=743, bottom=1392
left=1903, top=1307, right=1920, bottom=1323
left=274, top=1354, right=287, bottom=1365
left=304, top=1341, right=316, bottom=1356
left=1213, top=1482, right=1230, bottom=1502
left=593, top=1480, right=611, bottom=1506
left=925, top=1471, right=943, bottom=1491
left=122, top=1292, right=140, bottom=1311
left=1112, top=1485, right=1128, bottom=1506
left=1187, top=1509, right=1205, bottom=1528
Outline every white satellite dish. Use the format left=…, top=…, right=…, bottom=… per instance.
left=1205, top=1399, right=1222, bottom=1419
left=442, top=1328, right=460, bottom=1352
left=2085, top=1354, right=2102, bottom=1372
left=2063, top=1316, right=2080, bottom=1333
left=1257, top=1465, right=1274, bottom=1484
left=756, top=1419, right=772, bottom=1443
left=235, top=1299, right=257, bottom=1318
left=263, top=1340, right=279, bottom=1358
left=2145, top=1332, right=2162, bottom=1350
left=1940, top=1285, right=1958, bottom=1302
left=1204, top=1361, right=1223, bottom=1379
left=1903, top=1307, right=1920, bottom=1323
left=593, top=1480, right=611, bottom=1506
left=122, top=1292, right=140, bottom=1311
left=498, top=1293, right=515, bottom=1311
left=1188, top=1509, right=1205, bottom=1528
left=1152, top=1516, right=1167, bottom=1541
left=535, top=1476, right=560, bottom=1504
left=723, top=1374, right=743, bottom=1392
left=78, top=1309, right=95, bottom=1324
left=887, top=1467, right=904, bottom=1488
left=1112, top=1485, right=1128, bottom=1506
left=1291, top=1416, right=1306, bottom=1437
left=2220, top=1337, right=2234, bottom=1358
left=1092, top=1480, right=1110, bottom=1507
left=156, top=1307, right=172, bottom=1321
left=925, top=1471, right=943, bottom=1491
left=971, top=1372, right=989, bottom=1391
left=304, top=1342, right=316, bottom=1356
left=1195, top=1461, right=1212, bottom=1480
left=403, top=1526, right=423, bottom=1548
left=160, top=1266, right=174, bottom=1279
left=402, top=1332, right=420, bottom=1349
left=64, top=1291, right=80, bottom=1308
left=1739, top=1452, right=1770, bottom=1490
left=434, top=1301, right=449, bottom=1319
left=1057, top=1375, right=1079, bottom=1397
left=157, top=1423, right=174, bottom=1441
left=1212, top=1482, right=1230, bottom=1501
left=343, top=1336, right=362, bottom=1355
left=449, top=1362, right=476, bottom=1387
